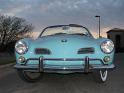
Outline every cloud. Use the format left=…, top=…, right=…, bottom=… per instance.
left=0, top=0, right=124, bottom=37
left=3, top=5, right=31, bottom=16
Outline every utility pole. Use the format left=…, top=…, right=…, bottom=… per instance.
left=95, top=15, right=101, bottom=38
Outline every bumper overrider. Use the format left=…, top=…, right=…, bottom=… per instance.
left=14, top=56, right=115, bottom=73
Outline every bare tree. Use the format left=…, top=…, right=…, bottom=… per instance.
left=0, top=15, right=33, bottom=52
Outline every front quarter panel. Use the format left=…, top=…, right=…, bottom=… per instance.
left=95, top=38, right=115, bottom=64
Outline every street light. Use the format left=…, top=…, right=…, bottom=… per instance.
left=95, top=15, right=101, bottom=38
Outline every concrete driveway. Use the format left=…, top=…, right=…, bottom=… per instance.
left=0, top=53, right=124, bottom=93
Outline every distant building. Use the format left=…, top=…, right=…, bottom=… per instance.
left=107, top=28, right=124, bottom=52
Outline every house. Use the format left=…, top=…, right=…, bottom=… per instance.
left=107, top=28, right=124, bottom=52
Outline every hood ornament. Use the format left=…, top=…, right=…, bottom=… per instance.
left=61, top=39, right=67, bottom=43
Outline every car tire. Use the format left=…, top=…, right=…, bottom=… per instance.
left=17, top=70, right=42, bottom=83
left=93, top=69, right=108, bottom=83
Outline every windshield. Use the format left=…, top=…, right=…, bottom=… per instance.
left=39, top=25, right=92, bottom=37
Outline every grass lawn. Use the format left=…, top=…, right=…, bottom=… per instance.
left=115, top=53, right=124, bottom=60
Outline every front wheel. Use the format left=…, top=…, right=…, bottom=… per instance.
left=17, top=70, right=42, bottom=83
left=93, top=70, right=108, bottom=83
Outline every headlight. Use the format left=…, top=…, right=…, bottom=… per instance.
left=15, top=41, right=28, bottom=54
left=101, top=40, right=114, bottom=53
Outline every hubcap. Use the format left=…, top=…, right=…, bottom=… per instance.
left=100, top=70, right=108, bottom=82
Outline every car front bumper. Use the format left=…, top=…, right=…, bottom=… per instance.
left=14, top=56, right=115, bottom=73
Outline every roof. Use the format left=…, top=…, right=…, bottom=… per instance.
left=107, top=28, right=124, bottom=33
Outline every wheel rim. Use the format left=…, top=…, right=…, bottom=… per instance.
left=100, top=70, right=108, bottom=82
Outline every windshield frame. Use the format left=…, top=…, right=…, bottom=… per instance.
left=39, top=24, right=93, bottom=38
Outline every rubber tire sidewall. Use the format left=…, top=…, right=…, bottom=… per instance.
left=17, top=69, right=42, bottom=83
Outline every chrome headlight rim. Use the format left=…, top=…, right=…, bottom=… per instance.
left=100, top=40, right=114, bottom=54
left=15, top=40, right=28, bottom=54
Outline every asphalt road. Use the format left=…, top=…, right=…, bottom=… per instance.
left=0, top=53, right=124, bottom=93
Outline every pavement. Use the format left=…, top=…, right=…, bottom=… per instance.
left=0, top=53, right=124, bottom=93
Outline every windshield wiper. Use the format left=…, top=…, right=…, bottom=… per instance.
left=40, top=33, right=67, bottom=37
left=70, top=33, right=86, bottom=36
left=53, top=33, right=67, bottom=35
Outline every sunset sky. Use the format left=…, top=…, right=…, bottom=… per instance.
left=0, top=0, right=124, bottom=38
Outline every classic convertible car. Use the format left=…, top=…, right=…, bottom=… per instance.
left=14, top=24, right=115, bottom=83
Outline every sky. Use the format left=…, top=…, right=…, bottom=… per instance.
left=0, top=0, right=124, bottom=38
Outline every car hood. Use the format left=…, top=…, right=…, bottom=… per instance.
left=26, top=35, right=102, bottom=59
left=28, top=35, right=101, bottom=56
left=31, top=35, right=97, bottom=48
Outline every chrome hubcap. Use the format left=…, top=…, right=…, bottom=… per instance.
left=100, top=70, right=108, bottom=82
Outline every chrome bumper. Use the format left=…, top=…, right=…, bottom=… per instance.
left=14, top=56, right=115, bottom=73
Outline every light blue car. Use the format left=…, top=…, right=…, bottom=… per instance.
left=14, top=24, right=115, bottom=83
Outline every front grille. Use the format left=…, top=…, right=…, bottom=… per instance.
left=35, top=48, right=51, bottom=55
left=77, top=47, right=94, bottom=54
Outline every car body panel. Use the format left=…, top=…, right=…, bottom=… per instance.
left=15, top=35, right=114, bottom=65
left=15, top=25, right=115, bottom=73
